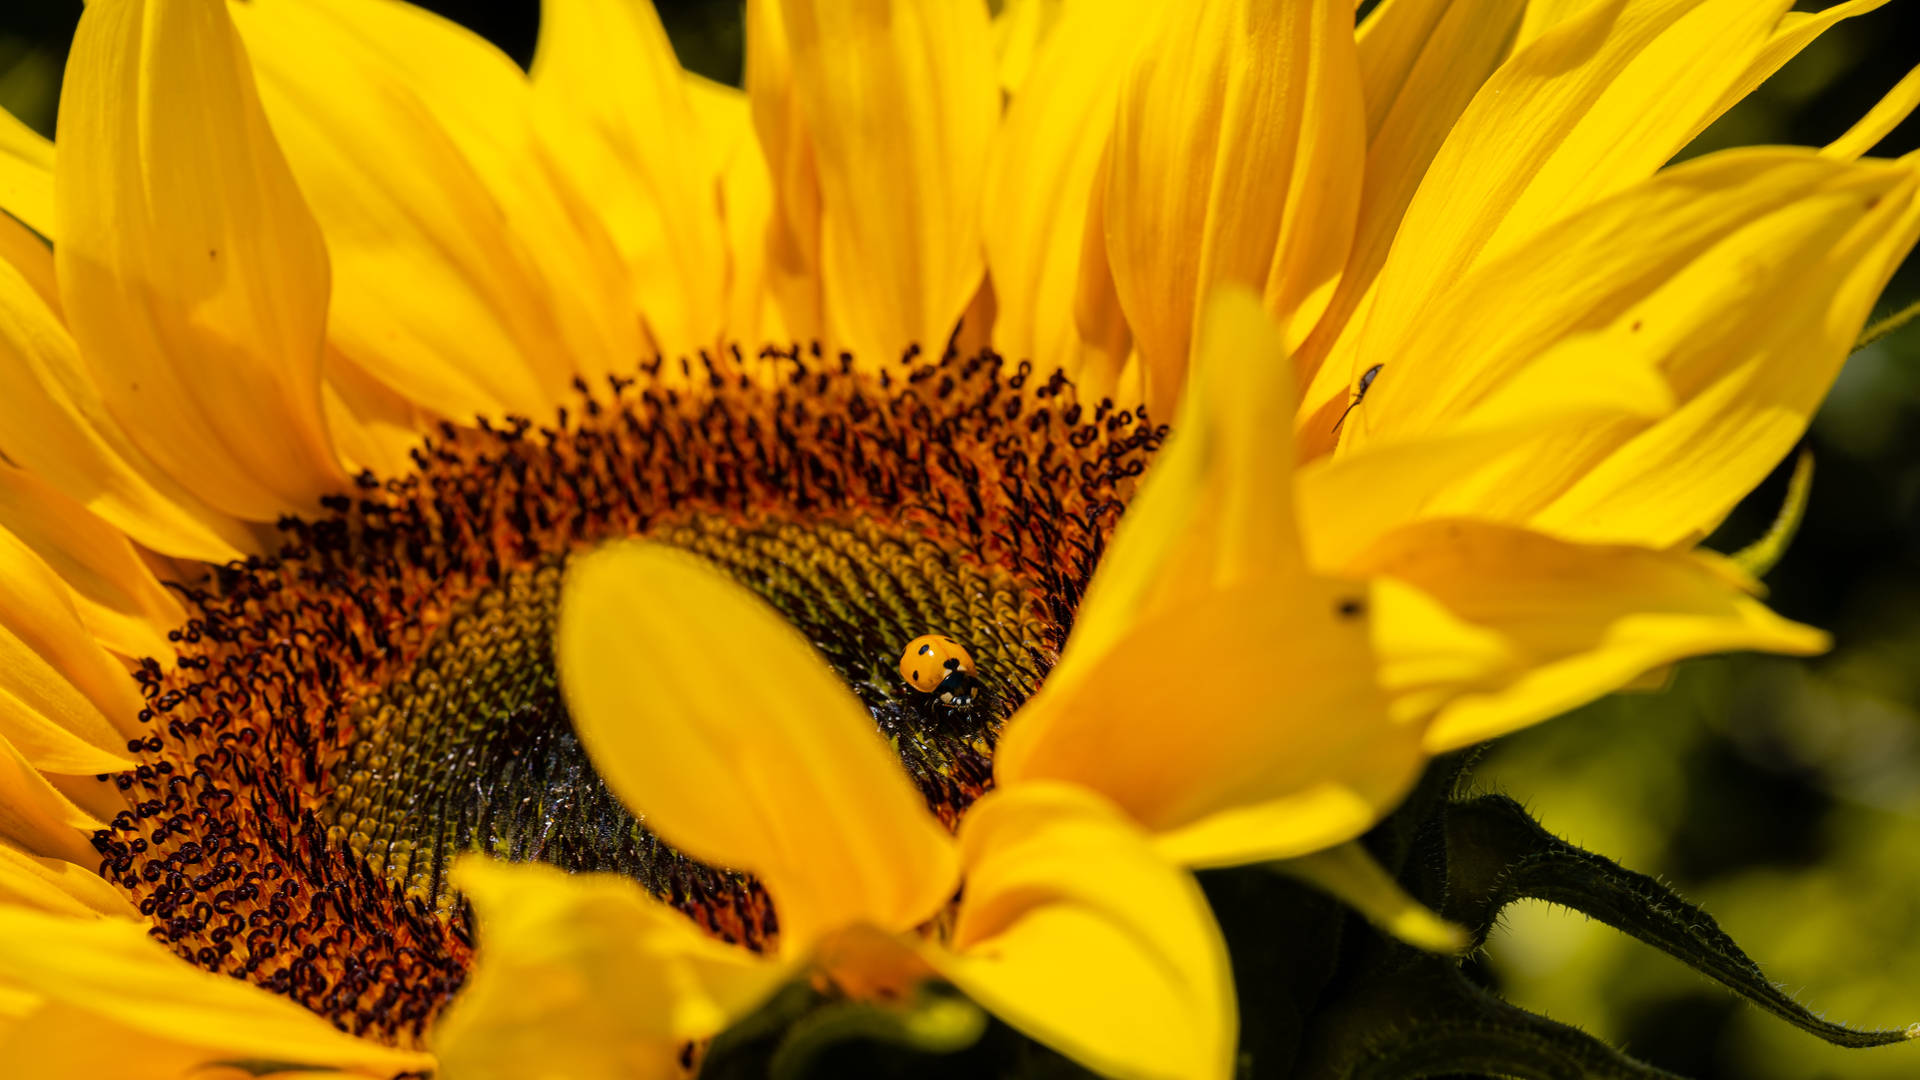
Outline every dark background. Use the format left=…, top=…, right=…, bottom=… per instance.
left=2, top=2, right=1917, bottom=1077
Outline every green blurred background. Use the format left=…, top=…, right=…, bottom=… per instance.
left=3, top=2, right=1917, bottom=1077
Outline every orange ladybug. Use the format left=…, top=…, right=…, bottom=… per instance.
left=899, top=634, right=977, bottom=707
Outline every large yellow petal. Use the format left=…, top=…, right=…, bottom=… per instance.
left=996, top=579, right=1420, bottom=863
left=776, top=0, right=998, bottom=366
left=56, top=0, right=345, bottom=521
left=558, top=542, right=960, bottom=952
left=0, top=224, right=253, bottom=563
left=1347, top=0, right=1887, bottom=414
left=935, top=782, right=1235, bottom=1080
left=0, top=467, right=183, bottom=661
left=0, top=524, right=141, bottom=772
left=248, top=0, right=640, bottom=393
left=1104, top=0, right=1364, bottom=416
left=0, top=106, right=53, bottom=239
left=983, top=0, right=1154, bottom=383
left=0, top=905, right=434, bottom=1076
left=532, top=0, right=729, bottom=359
left=229, top=0, right=580, bottom=422
left=1333, top=149, right=1920, bottom=548
left=0, top=840, right=134, bottom=920
left=1351, top=520, right=1828, bottom=750
left=433, top=857, right=783, bottom=1080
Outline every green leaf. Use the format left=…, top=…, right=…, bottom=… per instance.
left=1443, top=794, right=1915, bottom=1049
left=1297, top=956, right=1685, bottom=1079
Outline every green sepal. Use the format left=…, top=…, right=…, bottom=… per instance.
left=1443, top=793, right=1913, bottom=1049
left=766, top=984, right=988, bottom=1080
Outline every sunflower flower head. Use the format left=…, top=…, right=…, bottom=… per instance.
left=0, top=0, right=1915, bottom=1077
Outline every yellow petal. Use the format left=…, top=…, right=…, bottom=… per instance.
left=0, top=467, right=183, bottom=661
left=0, top=523, right=141, bottom=771
left=717, top=104, right=779, bottom=347
left=558, top=541, right=960, bottom=952
left=0, top=733, right=101, bottom=864
left=0, top=905, right=433, bottom=1076
left=1104, top=0, right=1364, bottom=416
left=322, top=347, right=429, bottom=480
left=0, top=840, right=134, bottom=919
left=56, top=0, right=345, bottom=520
left=1338, top=149, right=1920, bottom=548
left=776, top=0, right=998, bottom=365
left=257, top=0, right=641, bottom=392
left=1824, top=62, right=1920, bottom=162
left=983, top=0, right=1154, bottom=382
left=1352, top=0, right=1884, bottom=396
left=1299, top=332, right=1672, bottom=569
left=0, top=226, right=254, bottom=563
left=532, top=0, right=730, bottom=358
left=990, top=0, right=1064, bottom=94
left=1057, top=287, right=1304, bottom=678
left=997, top=580, right=1420, bottom=863
left=0, top=106, right=53, bottom=239
left=433, top=857, right=783, bottom=1080
left=1350, top=520, right=1829, bottom=750
left=935, top=782, right=1235, bottom=1080
left=745, top=0, right=826, bottom=345
left=0, top=208, right=57, bottom=312
left=1149, top=700, right=1424, bottom=868
left=1294, top=0, right=1529, bottom=426
left=228, top=0, right=580, bottom=422
left=1271, top=841, right=1466, bottom=953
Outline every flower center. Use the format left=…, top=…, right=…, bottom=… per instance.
left=97, top=346, right=1159, bottom=1042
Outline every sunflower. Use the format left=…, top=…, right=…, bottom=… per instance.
left=0, top=0, right=1916, bottom=1077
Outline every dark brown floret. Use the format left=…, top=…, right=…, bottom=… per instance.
left=94, top=344, right=1161, bottom=1044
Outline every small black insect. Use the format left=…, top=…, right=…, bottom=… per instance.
left=1331, top=362, right=1384, bottom=436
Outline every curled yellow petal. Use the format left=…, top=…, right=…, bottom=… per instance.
left=1351, top=519, right=1829, bottom=750
left=57, top=0, right=345, bottom=520
left=0, top=906, right=433, bottom=1076
left=935, top=781, right=1236, bottom=1080
left=433, top=857, right=784, bottom=1080
left=558, top=541, right=959, bottom=952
